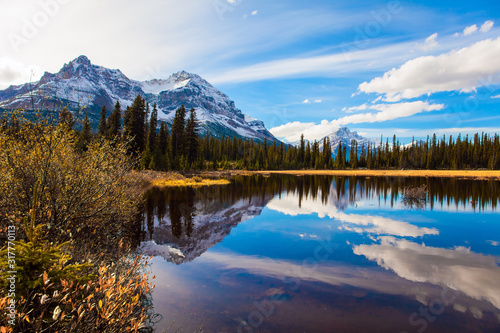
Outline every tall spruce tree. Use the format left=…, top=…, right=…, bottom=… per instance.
left=123, top=95, right=147, bottom=156
left=97, top=106, right=107, bottom=137
left=171, top=105, right=187, bottom=161
left=141, top=103, right=159, bottom=169
left=298, top=134, right=305, bottom=166
left=76, top=114, right=92, bottom=152
left=158, top=122, right=170, bottom=170
left=107, top=101, right=122, bottom=139
left=185, top=108, right=199, bottom=166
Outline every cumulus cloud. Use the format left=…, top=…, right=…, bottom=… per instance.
left=267, top=192, right=438, bottom=237
left=270, top=121, right=316, bottom=140
left=354, top=237, right=500, bottom=310
left=419, top=33, right=439, bottom=51
left=464, top=24, right=478, bottom=36
left=358, top=37, right=500, bottom=102
left=302, top=99, right=311, bottom=104
left=314, top=99, right=322, bottom=103
left=492, top=94, right=500, bottom=99
left=480, top=20, right=494, bottom=32
left=270, top=101, right=444, bottom=142
left=251, top=10, right=258, bottom=15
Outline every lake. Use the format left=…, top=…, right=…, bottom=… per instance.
left=138, top=175, right=500, bottom=333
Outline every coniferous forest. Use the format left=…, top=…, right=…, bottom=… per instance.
left=3, top=94, right=499, bottom=171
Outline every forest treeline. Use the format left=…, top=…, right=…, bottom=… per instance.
left=2, top=94, right=499, bottom=170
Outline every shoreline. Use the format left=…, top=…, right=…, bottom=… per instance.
left=131, top=169, right=500, bottom=189
left=244, top=169, right=500, bottom=180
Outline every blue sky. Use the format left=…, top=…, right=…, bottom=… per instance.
left=1, top=0, right=499, bottom=142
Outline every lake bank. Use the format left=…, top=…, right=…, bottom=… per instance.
left=243, top=169, right=500, bottom=180
left=130, top=169, right=500, bottom=189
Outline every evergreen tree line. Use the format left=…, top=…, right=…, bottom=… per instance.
left=346, top=133, right=500, bottom=170
left=80, top=95, right=201, bottom=170
left=2, top=94, right=499, bottom=171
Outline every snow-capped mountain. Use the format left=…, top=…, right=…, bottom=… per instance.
left=322, top=127, right=380, bottom=156
left=0, top=55, right=277, bottom=142
left=140, top=193, right=272, bottom=265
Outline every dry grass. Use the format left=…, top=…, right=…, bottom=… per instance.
left=248, top=169, right=500, bottom=179
left=133, top=170, right=231, bottom=188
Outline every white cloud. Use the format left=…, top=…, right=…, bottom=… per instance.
left=343, top=103, right=369, bottom=113
left=492, top=94, right=500, bottom=99
left=200, top=250, right=500, bottom=318
left=208, top=25, right=500, bottom=85
left=251, top=10, right=258, bottom=15
left=419, top=33, right=438, bottom=51
left=270, top=121, right=316, bottom=140
left=1, top=0, right=376, bottom=87
left=358, top=37, right=500, bottom=102
left=350, top=126, right=500, bottom=139
left=268, top=192, right=438, bottom=238
left=480, top=20, right=494, bottom=33
left=354, top=237, right=500, bottom=310
left=303, top=98, right=322, bottom=104
left=0, top=57, right=42, bottom=89
left=270, top=101, right=444, bottom=142
left=464, top=24, right=478, bottom=36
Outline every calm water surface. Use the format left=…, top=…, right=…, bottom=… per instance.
left=139, top=175, right=500, bottom=333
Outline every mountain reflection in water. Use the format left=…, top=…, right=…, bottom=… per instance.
left=138, top=175, right=500, bottom=333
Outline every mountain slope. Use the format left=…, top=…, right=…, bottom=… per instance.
left=0, top=55, right=277, bottom=142
left=140, top=193, right=273, bottom=265
left=321, top=127, right=380, bottom=156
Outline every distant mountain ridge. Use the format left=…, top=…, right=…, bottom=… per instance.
left=323, top=127, right=380, bottom=155
left=0, top=55, right=277, bottom=142
left=300, top=127, right=379, bottom=156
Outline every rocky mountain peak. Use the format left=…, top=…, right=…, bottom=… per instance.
left=73, top=55, right=91, bottom=65
left=0, top=55, right=279, bottom=143
left=320, top=126, right=379, bottom=156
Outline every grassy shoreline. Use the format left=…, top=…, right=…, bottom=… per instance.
left=133, top=169, right=500, bottom=188
left=246, top=169, right=500, bottom=180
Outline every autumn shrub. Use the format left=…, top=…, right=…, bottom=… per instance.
left=0, top=118, right=156, bottom=332
left=0, top=120, right=141, bottom=255
left=0, top=252, right=154, bottom=332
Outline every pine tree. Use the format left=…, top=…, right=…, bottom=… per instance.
left=141, top=103, right=158, bottom=169
left=298, top=134, right=305, bottom=166
left=76, top=114, right=92, bottom=152
left=58, top=107, right=74, bottom=130
left=322, top=137, right=331, bottom=169
left=304, top=142, right=311, bottom=168
left=350, top=139, right=358, bottom=169
left=97, top=106, right=107, bottom=137
left=171, top=105, right=187, bottom=164
left=158, top=122, right=170, bottom=170
left=107, top=101, right=121, bottom=139
left=335, top=142, right=343, bottom=169
left=185, top=108, right=199, bottom=166
left=123, top=95, right=147, bottom=156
